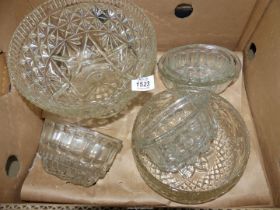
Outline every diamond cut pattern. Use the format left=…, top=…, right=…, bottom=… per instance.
left=135, top=94, right=249, bottom=194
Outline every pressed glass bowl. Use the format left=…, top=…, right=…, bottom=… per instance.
left=39, top=119, right=122, bottom=187
left=8, top=0, right=156, bottom=119
left=132, top=89, right=217, bottom=173
left=158, top=44, right=241, bottom=93
left=132, top=89, right=249, bottom=204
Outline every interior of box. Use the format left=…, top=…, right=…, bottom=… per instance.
left=0, top=0, right=279, bottom=207
left=18, top=52, right=273, bottom=207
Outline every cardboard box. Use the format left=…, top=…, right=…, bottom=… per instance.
left=0, top=0, right=279, bottom=208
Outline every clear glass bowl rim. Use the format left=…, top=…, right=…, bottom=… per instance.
left=157, top=44, right=242, bottom=87
left=42, top=118, right=123, bottom=146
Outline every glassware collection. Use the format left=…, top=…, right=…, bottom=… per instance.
left=132, top=89, right=249, bottom=203
left=7, top=0, right=249, bottom=204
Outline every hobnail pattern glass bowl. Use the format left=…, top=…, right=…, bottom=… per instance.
left=8, top=0, right=156, bottom=119
left=39, top=119, right=122, bottom=187
left=158, top=44, right=241, bottom=93
left=132, top=89, right=249, bottom=204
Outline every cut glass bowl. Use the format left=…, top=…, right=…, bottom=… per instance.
left=8, top=0, right=156, bottom=119
left=132, top=89, right=250, bottom=204
left=158, top=44, right=241, bottom=93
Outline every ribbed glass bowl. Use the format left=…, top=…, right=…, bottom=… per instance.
left=8, top=0, right=156, bottom=119
left=158, top=44, right=241, bottom=93
left=39, top=119, right=122, bottom=187
left=132, top=89, right=250, bottom=204
left=132, top=89, right=217, bottom=173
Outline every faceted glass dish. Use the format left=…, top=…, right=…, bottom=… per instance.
left=132, top=90, right=250, bottom=204
left=39, top=119, right=122, bottom=187
left=132, top=89, right=217, bottom=173
left=8, top=0, right=157, bottom=119
left=158, top=44, right=241, bottom=93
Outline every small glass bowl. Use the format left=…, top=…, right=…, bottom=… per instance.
left=8, top=0, right=156, bottom=119
left=132, top=89, right=217, bottom=173
left=158, top=44, right=241, bottom=93
left=39, top=119, right=122, bottom=187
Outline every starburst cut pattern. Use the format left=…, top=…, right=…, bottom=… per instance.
left=9, top=0, right=156, bottom=118
left=18, top=2, right=150, bottom=107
